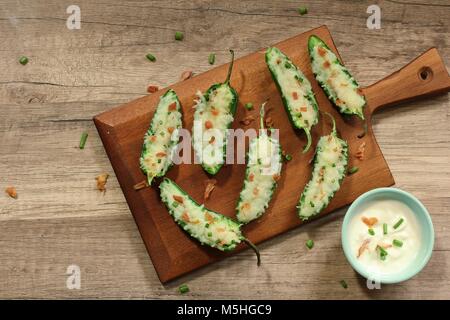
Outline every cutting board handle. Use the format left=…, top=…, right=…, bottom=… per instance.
left=364, top=48, right=450, bottom=114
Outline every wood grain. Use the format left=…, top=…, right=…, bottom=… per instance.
left=0, top=0, right=449, bottom=298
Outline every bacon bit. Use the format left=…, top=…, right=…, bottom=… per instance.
left=253, top=187, right=259, bottom=196
left=272, top=174, right=281, bottom=181
left=355, top=142, right=366, bottom=160
left=300, top=106, right=308, bottom=112
left=205, top=120, right=213, bottom=129
left=167, top=127, right=174, bottom=134
left=357, top=239, right=371, bottom=258
left=211, top=108, right=219, bottom=116
left=147, top=85, right=159, bottom=93
left=156, top=151, right=167, bottom=157
left=5, top=186, right=17, bottom=199
left=149, top=135, right=157, bottom=142
left=203, top=179, right=217, bottom=201
left=292, top=92, right=299, bottom=100
left=216, top=227, right=225, bottom=233
left=323, top=61, right=331, bottom=69
left=362, top=216, right=378, bottom=227
left=95, top=173, right=109, bottom=192
left=180, top=70, right=193, bottom=81
left=335, top=98, right=343, bottom=106
left=209, top=136, right=216, bottom=144
left=240, top=115, right=255, bottom=126
left=205, top=212, right=215, bottom=223
left=317, top=46, right=327, bottom=57
left=168, top=102, right=177, bottom=111
left=276, top=58, right=281, bottom=64
left=265, top=116, right=274, bottom=128
left=248, top=173, right=254, bottom=182
left=173, top=195, right=184, bottom=204
left=133, top=180, right=149, bottom=190
left=181, top=212, right=190, bottom=223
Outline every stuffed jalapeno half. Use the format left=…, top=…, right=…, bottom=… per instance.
left=265, top=47, right=319, bottom=153
left=236, top=102, right=282, bottom=224
left=308, top=35, right=366, bottom=119
left=297, top=113, right=348, bottom=220
left=139, top=89, right=183, bottom=185
left=159, top=178, right=260, bottom=265
left=192, top=50, right=238, bottom=175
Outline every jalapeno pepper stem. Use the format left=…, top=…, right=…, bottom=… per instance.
left=243, top=238, right=261, bottom=266
left=302, top=129, right=312, bottom=153
left=322, top=111, right=337, bottom=135
left=224, top=49, right=235, bottom=85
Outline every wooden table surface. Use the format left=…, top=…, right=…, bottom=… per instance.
left=0, top=0, right=449, bottom=299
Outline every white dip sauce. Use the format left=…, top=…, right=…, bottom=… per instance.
left=348, top=199, right=421, bottom=276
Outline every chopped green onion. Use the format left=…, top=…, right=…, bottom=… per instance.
left=205, top=223, right=209, bottom=228
left=79, top=132, right=88, bottom=149
left=348, top=166, right=359, bottom=174
left=298, top=6, right=308, bottom=15
left=305, top=239, right=314, bottom=250
left=172, top=201, right=179, bottom=208
left=19, top=56, right=29, bottom=65
left=340, top=280, right=348, bottom=289
left=309, top=201, right=315, bottom=208
left=178, top=284, right=189, bottom=294
left=208, top=53, right=216, bottom=65
left=368, top=228, right=375, bottom=236
left=175, top=31, right=184, bottom=41
left=393, top=218, right=404, bottom=229
left=284, top=154, right=293, bottom=161
left=207, top=232, right=212, bottom=237
left=393, top=239, right=403, bottom=247
left=383, top=223, right=388, bottom=235
left=146, top=53, right=156, bottom=62
left=378, top=246, right=388, bottom=261
left=244, top=102, right=253, bottom=110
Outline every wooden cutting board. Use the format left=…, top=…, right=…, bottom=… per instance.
left=94, top=25, right=450, bottom=283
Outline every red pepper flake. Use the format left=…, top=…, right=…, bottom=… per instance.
left=211, top=108, right=219, bottom=116
left=95, top=173, right=109, bottom=192
left=205, top=212, right=215, bottom=223
left=168, top=102, right=177, bottom=111
left=156, top=152, right=166, bottom=157
left=253, top=187, right=259, bottom=196
left=272, top=174, right=281, bottom=181
left=355, top=142, right=366, bottom=160
left=205, top=120, right=213, bottom=129
left=292, top=92, right=299, bottom=100
left=180, top=70, right=193, bottom=81
left=248, top=173, right=254, bottom=182
left=149, top=135, right=157, bottom=142
left=240, top=115, right=255, bottom=126
left=181, top=212, right=190, bottom=223
left=5, top=186, right=17, bottom=199
left=147, top=85, right=159, bottom=93
left=173, top=195, right=184, bottom=203
left=323, top=61, right=331, bottom=69
left=167, top=127, right=174, bottom=134
left=317, top=46, right=327, bottom=57
left=300, top=106, right=307, bottom=112
left=203, top=179, right=217, bottom=201
left=335, top=98, right=343, bottom=106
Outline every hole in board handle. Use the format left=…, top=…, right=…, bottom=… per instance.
left=418, top=67, right=433, bottom=82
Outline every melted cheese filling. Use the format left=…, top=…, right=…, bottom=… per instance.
left=140, top=91, right=182, bottom=181
left=237, top=134, right=282, bottom=223
left=266, top=48, right=317, bottom=129
left=160, top=179, right=242, bottom=250
left=299, top=134, right=347, bottom=218
left=192, top=86, right=234, bottom=169
left=311, top=45, right=365, bottom=113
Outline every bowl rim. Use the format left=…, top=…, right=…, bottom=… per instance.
left=341, top=187, right=435, bottom=284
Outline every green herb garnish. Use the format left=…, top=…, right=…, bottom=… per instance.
left=79, top=132, right=88, bottom=149
left=207, top=232, right=212, bottom=237
left=298, top=6, right=308, bottom=15
left=178, top=284, right=189, bottom=294
left=340, top=280, right=348, bottom=289
left=383, top=223, right=388, bottom=235
left=305, top=239, right=314, bottom=250
left=208, top=53, right=216, bottom=65
left=393, top=218, right=404, bottom=229
left=244, top=102, right=253, bottom=110
left=393, top=239, right=403, bottom=247
left=284, top=154, right=293, bottom=161
left=175, top=31, right=184, bottom=41
left=348, top=166, right=359, bottom=174
left=146, top=53, right=156, bottom=62
left=368, top=228, right=375, bottom=236
left=19, top=56, right=29, bottom=65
